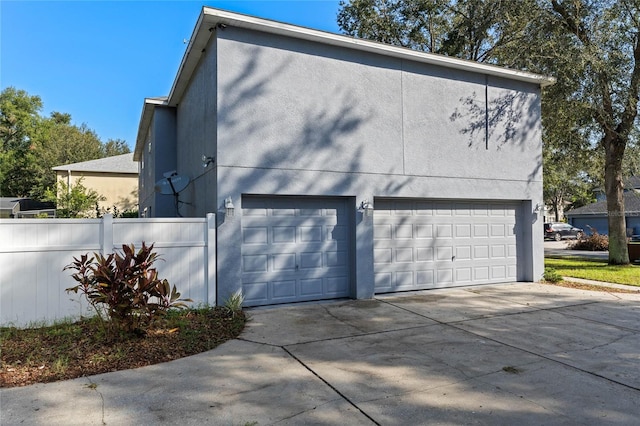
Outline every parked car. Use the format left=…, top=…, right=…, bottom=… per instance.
left=544, top=222, right=584, bottom=241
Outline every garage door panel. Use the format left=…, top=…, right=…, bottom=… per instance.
left=375, top=224, right=393, bottom=239
left=242, top=254, right=268, bottom=272
left=326, top=276, right=349, bottom=294
left=244, top=281, right=268, bottom=305
left=436, top=246, right=454, bottom=260
left=272, top=253, right=296, bottom=271
left=300, top=279, right=323, bottom=296
left=242, top=227, right=268, bottom=244
left=375, top=272, right=393, bottom=291
left=455, top=245, right=472, bottom=260
left=492, top=265, right=507, bottom=279
left=395, top=248, right=414, bottom=263
left=417, top=270, right=435, bottom=285
left=474, top=267, right=489, bottom=280
left=374, top=248, right=393, bottom=264
left=416, top=224, right=433, bottom=238
left=436, top=224, right=453, bottom=237
left=456, top=267, right=472, bottom=283
left=474, top=224, right=489, bottom=237
left=273, top=226, right=296, bottom=243
left=271, top=208, right=296, bottom=216
left=437, top=269, right=454, bottom=283
left=300, top=226, right=323, bottom=242
left=374, top=199, right=520, bottom=293
left=300, top=208, right=322, bottom=216
left=300, top=252, right=323, bottom=269
left=241, top=197, right=351, bottom=306
left=273, top=280, right=297, bottom=298
left=416, top=247, right=434, bottom=262
left=328, top=225, right=348, bottom=241
left=491, top=245, right=506, bottom=258
left=455, top=224, right=471, bottom=237
left=474, top=245, right=490, bottom=258
left=395, top=225, right=414, bottom=239
left=325, top=251, right=348, bottom=267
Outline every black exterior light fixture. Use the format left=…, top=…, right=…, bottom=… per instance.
left=202, top=155, right=214, bottom=168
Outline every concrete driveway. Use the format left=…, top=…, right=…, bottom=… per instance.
left=2, top=283, right=640, bottom=425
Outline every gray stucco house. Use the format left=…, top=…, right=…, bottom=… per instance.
left=134, top=8, right=554, bottom=307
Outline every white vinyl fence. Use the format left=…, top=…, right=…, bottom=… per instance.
left=0, top=214, right=216, bottom=327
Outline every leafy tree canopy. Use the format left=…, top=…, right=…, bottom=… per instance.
left=44, top=177, right=104, bottom=218
left=0, top=86, right=130, bottom=199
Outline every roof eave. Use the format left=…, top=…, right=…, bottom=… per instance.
left=166, top=7, right=556, bottom=107
left=134, top=97, right=168, bottom=161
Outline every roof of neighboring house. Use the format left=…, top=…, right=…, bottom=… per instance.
left=135, top=7, right=556, bottom=160
left=626, top=176, right=640, bottom=189
left=52, top=153, right=138, bottom=174
left=594, top=176, right=640, bottom=193
left=0, top=197, right=21, bottom=210
left=566, top=192, right=640, bottom=216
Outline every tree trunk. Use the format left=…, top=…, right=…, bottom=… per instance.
left=604, top=135, right=629, bottom=265
left=553, top=195, right=561, bottom=222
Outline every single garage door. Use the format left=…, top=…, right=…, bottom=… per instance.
left=374, top=199, right=519, bottom=293
left=241, top=196, right=352, bottom=306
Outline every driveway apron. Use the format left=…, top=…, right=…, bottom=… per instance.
left=2, top=283, right=639, bottom=425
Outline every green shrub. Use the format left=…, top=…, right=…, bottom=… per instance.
left=569, top=231, right=609, bottom=251
left=224, top=289, right=245, bottom=318
left=543, top=267, right=564, bottom=283
left=64, top=242, right=191, bottom=338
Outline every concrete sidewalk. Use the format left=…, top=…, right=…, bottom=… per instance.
left=2, top=283, right=640, bottom=425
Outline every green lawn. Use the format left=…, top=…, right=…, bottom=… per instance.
left=545, top=257, right=640, bottom=286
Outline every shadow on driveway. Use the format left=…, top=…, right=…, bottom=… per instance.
left=2, top=283, right=639, bottom=425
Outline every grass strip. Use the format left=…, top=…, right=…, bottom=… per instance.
left=545, top=257, right=640, bottom=286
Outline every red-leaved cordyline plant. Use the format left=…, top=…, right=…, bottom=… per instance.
left=64, top=242, right=191, bottom=338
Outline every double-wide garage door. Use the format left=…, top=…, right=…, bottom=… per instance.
left=374, top=199, right=519, bottom=293
left=241, top=197, right=351, bottom=306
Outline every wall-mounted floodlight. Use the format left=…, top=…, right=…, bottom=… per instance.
left=202, top=155, right=214, bottom=168
left=225, top=197, right=235, bottom=219
left=360, top=200, right=374, bottom=217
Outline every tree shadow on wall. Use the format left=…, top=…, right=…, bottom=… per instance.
left=216, top=46, right=409, bottom=197
left=449, top=88, right=542, bottom=183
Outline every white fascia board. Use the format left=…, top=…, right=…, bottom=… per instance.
left=166, top=7, right=555, bottom=106
left=134, top=97, right=168, bottom=161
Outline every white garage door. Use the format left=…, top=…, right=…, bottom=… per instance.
left=241, top=196, right=351, bottom=306
left=374, top=199, right=519, bottom=293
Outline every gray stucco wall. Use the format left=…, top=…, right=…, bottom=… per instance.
left=139, top=107, right=178, bottom=218
left=214, top=28, right=542, bottom=183
left=151, top=107, right=178, bottom=217
left=170, top=26, right=544, bottom=303
left=175, top=33, right=218, bottom=218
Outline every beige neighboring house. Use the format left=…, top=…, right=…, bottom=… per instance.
left=52, top=153, right=139, bottom=214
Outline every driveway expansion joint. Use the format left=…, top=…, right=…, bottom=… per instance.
left=281, top=346, right=380, bottom=425
left=547, top=303, right=640, bottom=333
left=446, top=322, right=640, bottom=393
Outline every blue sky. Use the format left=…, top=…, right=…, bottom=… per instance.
left=1, top=1, right=342, bottom=150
